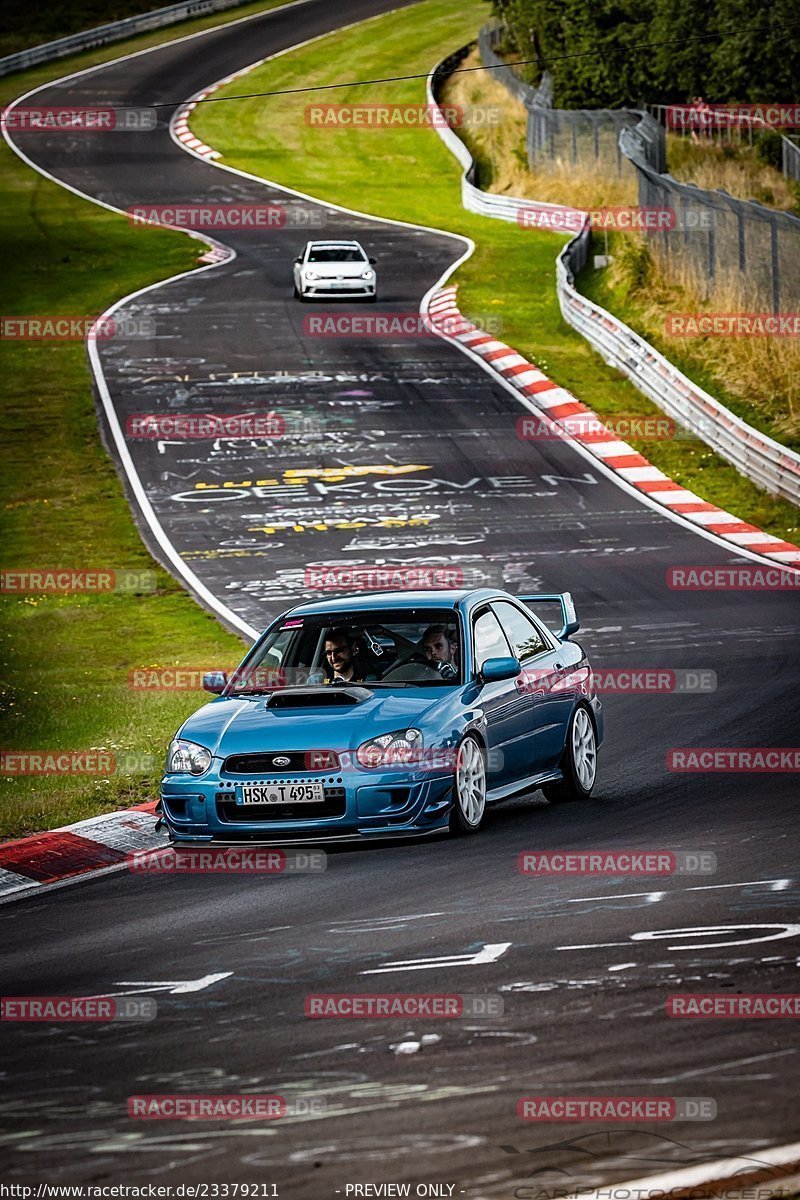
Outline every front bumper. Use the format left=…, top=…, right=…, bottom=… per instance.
left=300, top=278, right=375, bottom=297
left=160, top=763, right=454, bottom=844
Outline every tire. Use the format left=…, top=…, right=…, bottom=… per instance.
left=449, top=735, right=487, bottom=835
left=542, top=704, right=597, bottom=804
left=292, top=283, right=299, bottom=298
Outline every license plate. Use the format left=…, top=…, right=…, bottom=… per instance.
left=236, top=781, right=325, bottom=806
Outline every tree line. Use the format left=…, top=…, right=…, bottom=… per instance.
left=486, top=0, right=800, bottom=109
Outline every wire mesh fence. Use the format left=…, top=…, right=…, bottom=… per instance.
left=478, top=22, right=800, bottom=312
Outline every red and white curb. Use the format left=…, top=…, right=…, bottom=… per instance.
left=428, top=286, right=800, bottom=566
left=172, top=60, right=260, bottom=160
left=0, top=804, right=165, bottom=902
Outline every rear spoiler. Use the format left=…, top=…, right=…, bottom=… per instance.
left=519, top=592, right=580, bottom=640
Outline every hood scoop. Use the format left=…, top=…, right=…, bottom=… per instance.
left=265, top=686, right=372, bottom=709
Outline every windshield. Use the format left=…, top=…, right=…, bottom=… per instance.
left=226, top=608, right=463, bottom=694
left=306, top=246, right=366, bottom=263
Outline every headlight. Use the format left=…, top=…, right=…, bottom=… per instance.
left=304, top=270, right=319, bottom=280
left=361, top=270, right=374, bottom=279
left=167, top=739, right=212, bottom=775
left=356, top=728, right=422, bottom=768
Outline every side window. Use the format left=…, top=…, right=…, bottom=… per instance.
left=492, top=602, right=549, bottom=662
left=472, top=608, right=512, bottom=670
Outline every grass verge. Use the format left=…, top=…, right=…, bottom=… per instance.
left=0, top=0, right=303, bottom=842
left=192, top=0, right=799, bottom=539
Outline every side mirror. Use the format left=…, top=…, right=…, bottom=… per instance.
left=369, top=256, right=377, bottom=264
left=294, top=256, right=302, bottom=264
left=479, top=656, right=521, bottom=683
left=202, top=671, right=228, bottom=695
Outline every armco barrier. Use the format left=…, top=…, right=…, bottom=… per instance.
left=0, top=0, right=253, bottom=77
left=427, top=51, right=800, bottom=508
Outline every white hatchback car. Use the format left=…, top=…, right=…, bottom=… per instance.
left=293, top=239, right=377, bottom=302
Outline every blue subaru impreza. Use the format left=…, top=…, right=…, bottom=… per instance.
left=159, top=589, right=603, bottom=844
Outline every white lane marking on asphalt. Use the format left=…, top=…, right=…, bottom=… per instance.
left=362, top=942, right=511, bottom=974
left=100, top=972, right=233, bottom=995
left=329, top=912, right=446, bottom=934
left=559, top=923, right=800, bottom=951
left=540, top=472, right=598, bottom=487
left=567, top=878, right=793, bottom=903
left=563, top=1139, right=800, bottom=1200
left=650, top=1047, right=796, bottom=1084
left=607, top=962, right=638, bottom=971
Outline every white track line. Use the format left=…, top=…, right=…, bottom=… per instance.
left=5, top=0, right=795, bottom=650
left=0, top=5, right=339, bottom=639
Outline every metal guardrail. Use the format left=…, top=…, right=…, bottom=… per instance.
left=429, top=49, right=570, bottom=226
left=0, top=0, right=253, bottom=77
left=427, top=50, right=800, bottom=508
left=783, top=136, right=800, bottom=183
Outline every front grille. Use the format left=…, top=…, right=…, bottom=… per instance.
left=223, top=752, right=339, bottom=774
left=217, top=787, right=346, bottom=822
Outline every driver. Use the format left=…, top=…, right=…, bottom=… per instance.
left=422, top=624, right=459, bottom=680
left=322, top=628, right=374, bottom=684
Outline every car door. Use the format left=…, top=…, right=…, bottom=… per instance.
left=471, top=606, right=529, bottom=787
left=491, top=600, right=572, bottom=772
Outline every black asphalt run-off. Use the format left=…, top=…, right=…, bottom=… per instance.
left=2, top=0, right=798, bottom=1194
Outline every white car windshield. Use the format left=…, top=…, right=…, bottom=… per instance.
left=225, top=609, right=463, bottom=694
left=306, top=247, right=366, bottom=263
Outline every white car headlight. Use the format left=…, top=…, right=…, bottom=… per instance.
left=304, top=270, right=319, bottom=280
left=167, top=739, right=212, bottom=775
left=356, top=728, right=422, bottom=768
left=361, top=270, right=375, bottom=280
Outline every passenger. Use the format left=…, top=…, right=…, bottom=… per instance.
left=422, top=624, right=459, bottom=680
